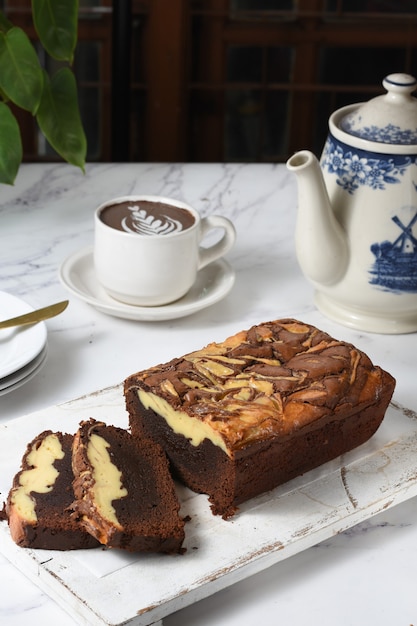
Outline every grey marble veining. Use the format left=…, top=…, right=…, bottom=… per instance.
left=0, top=163, right=416, bottom=625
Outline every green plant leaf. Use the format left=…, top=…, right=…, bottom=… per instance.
left=0, top=102, right=22, bottom=185
left=0, top=27, right=43, bottom=113
left=32, top=0, right=79, bottom=62
left=36, top=68, right=86, bottom=170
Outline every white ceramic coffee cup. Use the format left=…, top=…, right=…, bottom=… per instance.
left=94, top=195, right=236, bottom=306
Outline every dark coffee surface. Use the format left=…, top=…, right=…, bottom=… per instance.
left=100, top=200, right=195, bottom=235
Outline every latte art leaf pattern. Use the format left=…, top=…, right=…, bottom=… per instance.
left=122, top=205, right=184, bottom=235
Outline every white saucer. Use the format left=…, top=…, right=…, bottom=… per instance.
left=0, top=345, right=48, bottom=396
left=59, top=247, right=236, bottom=321
left=0, top=292, right=47, bottom=378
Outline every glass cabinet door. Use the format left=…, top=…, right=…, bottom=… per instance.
left=3, top=0, right=417, bottom=163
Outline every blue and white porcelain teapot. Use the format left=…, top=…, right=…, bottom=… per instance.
left=287, top=73, right=417, bottom=333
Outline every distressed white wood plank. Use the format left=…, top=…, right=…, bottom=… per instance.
left=0, top=387, right=416, bottom=626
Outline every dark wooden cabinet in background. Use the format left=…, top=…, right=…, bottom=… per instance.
left=4, top=0, right=417, bottom=164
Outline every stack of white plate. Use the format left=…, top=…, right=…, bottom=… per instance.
left=0, top=292, right=48, bottom=396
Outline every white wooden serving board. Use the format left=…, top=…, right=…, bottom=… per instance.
left=1, top=385, right=417, bottom=626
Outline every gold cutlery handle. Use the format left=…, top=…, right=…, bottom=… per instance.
left=0, top=300, right=69, bottom=330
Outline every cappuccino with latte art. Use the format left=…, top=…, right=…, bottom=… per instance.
left=99, top=200, right=195, bottom=236
left=94, top=194, right=236, bottom=306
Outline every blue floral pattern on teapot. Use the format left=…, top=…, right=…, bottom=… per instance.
left=322, top=136, right=417, bottom=195
left=340, top=121, right=417, bottom=144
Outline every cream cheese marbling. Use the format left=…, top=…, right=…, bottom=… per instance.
left=138, top=388, right=228, bottom=453
left=8, top=433, right=64, bottom=522
left=86, top=433, right=127, bottom=527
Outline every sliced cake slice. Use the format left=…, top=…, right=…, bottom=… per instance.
left=71, top=419, right=185, bottom=553
left=6, top=430, right=99, bottom=550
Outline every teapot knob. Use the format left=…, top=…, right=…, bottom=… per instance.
left=383, top=73, right=417, bottom=100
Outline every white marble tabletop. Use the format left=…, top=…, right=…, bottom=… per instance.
left=0, top=162, right=416, bottom=626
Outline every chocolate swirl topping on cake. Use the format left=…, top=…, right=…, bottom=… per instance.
left=129, top=319, right=389, bottom=450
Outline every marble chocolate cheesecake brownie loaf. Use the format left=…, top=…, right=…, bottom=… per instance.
left=71, top=419, right=185, bottom=553
left=6, top=431, right=99, bottom=550
left=124, top=318, right=396, bottom=519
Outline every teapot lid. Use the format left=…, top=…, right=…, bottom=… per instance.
left=340, top=73, right=417, bottom=145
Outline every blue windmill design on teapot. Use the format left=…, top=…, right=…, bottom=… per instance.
left=369, top=213, right=417, bottom=293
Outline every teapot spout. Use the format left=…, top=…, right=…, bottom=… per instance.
left=287, top=150, right=349, bottom=287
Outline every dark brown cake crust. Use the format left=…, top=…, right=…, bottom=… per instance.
left=124, top=318, right=396, bottom=518
left=6, top=431, right=99, bottom=550
left=71, top=419, right=185, bottom=553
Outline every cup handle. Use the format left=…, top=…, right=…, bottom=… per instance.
left=198, top=215, right=236, bottom=270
